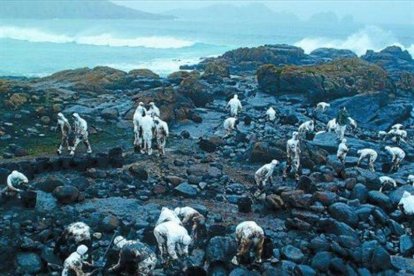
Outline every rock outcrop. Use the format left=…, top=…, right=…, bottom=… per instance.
left=257, top=58, right=393, bottom=102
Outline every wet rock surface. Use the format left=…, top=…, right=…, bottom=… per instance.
left=1, top=44, right=414, bottom=275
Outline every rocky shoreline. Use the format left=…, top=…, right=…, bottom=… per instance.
left=0, top=44, right=414, bottom=275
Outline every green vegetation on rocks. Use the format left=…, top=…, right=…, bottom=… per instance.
left=257, top=58, right=393, bottom=102
left=202, top=60, right=230, bottom=81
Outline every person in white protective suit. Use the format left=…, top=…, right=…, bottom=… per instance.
left=1, top=170, right=29, bottom=199
left=298, top=120, right=314, bottom=136
left=327, top=118, right=337, bottom=133
left=108, top=236, right=157, bottom=275
left=255, top=160, right=279, bottom=189
left=153, top=221, right=192, bottom=262
left=223, top=117, right=238, bottom=137
left=337, top=138, right=349, bottom=164
left=139, top=110, right=155, bottom=155
left=227, top=94, right=242, bottom=117
left=284, top=131, right=301, bottom=180
left=156, top=207, right=182, bottom=226
left=133, top=102, right=147, bottom=149
left=387, top=128, right=408, bottom=144
left=57, top=113, right=72, bottom=155
left=316, top=102, right=330, bottom=112
left=399, top=191, right=414, bottom=215
left=70, top=113, right=92, bottom=155
left=148, top=102, right=160, bottom=118
left=55, top=222, right=92, bottom=260
left=385, top=146, right=406, bottom=172
left=266, top=107, right=276, bottom=121
left=153, top=116, right=169, bottom=156
left=335, top=106, right=351, bottom=140
left=379, top=176, right=397, bottom=192
left=391, top=123, right=404, bottom=130
left=174, top=206, right=205, bottom=239
left=61, top=245, right=92, bottom=276
left=231, top=221, right=264, bottom=265
left=356, top=148, right=378, bottom=172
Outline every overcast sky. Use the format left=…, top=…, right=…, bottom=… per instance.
left=112, top=0, right=414, bottom=25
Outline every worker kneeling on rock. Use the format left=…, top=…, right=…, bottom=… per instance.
left=1, top=170, right=29, bottom=199
left=154, top=221, right=192, bottom=263
left=255, top=160, right=279, bottom=189
left=223, top=117, right=238, bottom=137
left=55, top=222, right=92, bottom=260
left=337, top=138, right=349, bottom=165
left=232, top=221, right=264, bottom=265
left=108, top=236, right=156, bottom=275
left=385, top=146, right=405, bottom=172
left=357, top=148, right=377, bottom=172
left=62, top=245, right=92, bottom=276
left=70, top=113, right=92, bottom=156
left=174, top=206, right=206, bottom=240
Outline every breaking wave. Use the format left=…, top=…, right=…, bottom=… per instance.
left=0, top=25, right=196, bottom=49
left=295, top=26, right=413, bottom=56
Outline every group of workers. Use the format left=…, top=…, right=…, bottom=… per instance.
left=56, top=206, right=265, bottom=275
left=2, top=93, right=414, bottom=275
left=56, top=101, right=169, bottom=157
left=251, top=100, right=410, bottom=198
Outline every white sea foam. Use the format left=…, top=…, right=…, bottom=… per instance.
left=0, top=25, right=195, bottom=49
left=294, top=26, right=412, bottom=56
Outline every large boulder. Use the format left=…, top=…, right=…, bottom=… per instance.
left=257, top=58, right=393, bottom=103
left=328, top=202, right=359, bottom=227
left=39, top=66, right=127, bottom=93
left=5, top=93, right=28, bottom=109
left=361, top=240, right=392, bottom=271
left=174, top=183, right=198, bottom=198
left=126, top=69, right=162, bottom=90
left=281, top=245, right=304, bottom=263
left=178, top=76, right=213, bottom=107
left=318, top=218, right=358, bottom=239
left=248, top=141, right=285, bottom=163
left=128, top=69, right=159, bottom=79
left=202, top=60, right=230, bottom=82
left=34, top=175, right=68, bottom=193
left=219, top=44, right=308, bottom=73
left=362, top=46, right=414, bottom=80
left=167, top=70, right=200, bottom=84
left=311, top=251, right=333, bottom=272
left=206, top=236, right=237, bottom=263
left=368, top=191, right=393, bottom=211
left=310, top=48, right=357, bottom=61
left=52, top=185, right=79, bottom=204
left=325, top=92, right=412, bottom=130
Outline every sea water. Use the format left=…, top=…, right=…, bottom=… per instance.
left=0, top=18, right=413, bottom=77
